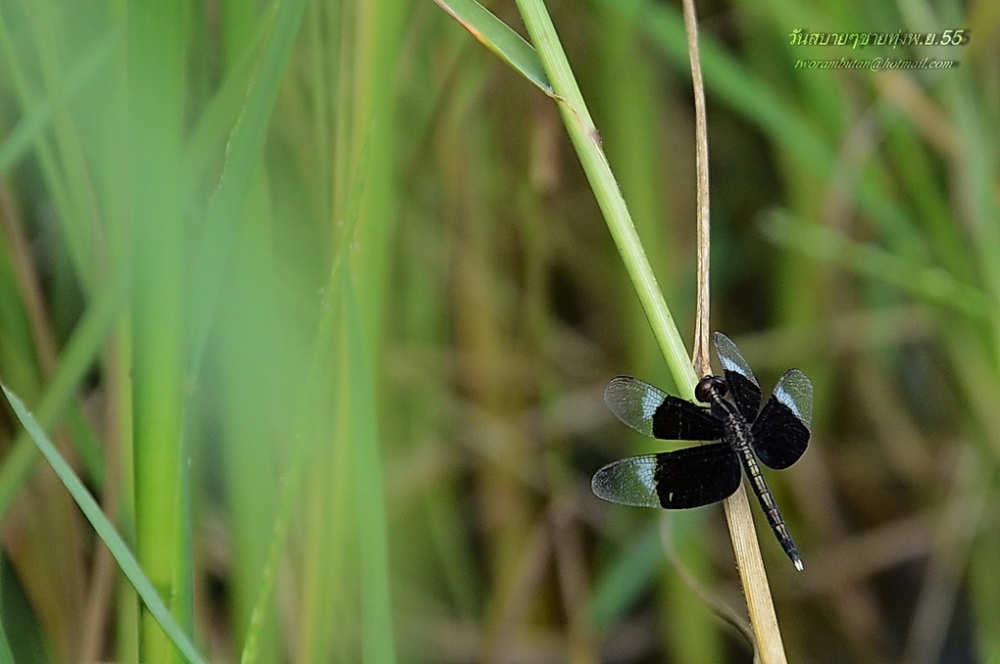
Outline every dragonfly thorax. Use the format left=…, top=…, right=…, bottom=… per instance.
left=700, top=381, right=755, bottom=452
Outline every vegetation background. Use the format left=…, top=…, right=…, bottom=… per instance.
left=0, top=0, right=997, bottom=662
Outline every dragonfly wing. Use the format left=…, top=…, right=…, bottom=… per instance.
left=592, top=444, right=742, bottom=509
left=605, top=376, right=723, bottom=441
left=752, top=369, right=813, bottom=469
left=713, top=332, right=763, bottom=420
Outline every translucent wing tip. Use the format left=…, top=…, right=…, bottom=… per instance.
left=603, top=376, right=639, bottom=430
left=603, top=376, right=665, bottom=437
left=776, top=368, right=814, bottom=430
left=603, top=376, right=632, bottom=407
left=712, top=331, right=758, bottom=383
left=590, top=456, right=660, bottom=508
left=590, top=462, right=616, bottom=502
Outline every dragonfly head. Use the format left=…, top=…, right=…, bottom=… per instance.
left=695, top=375, right=728, bottom=403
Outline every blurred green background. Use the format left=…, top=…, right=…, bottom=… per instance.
left=0, top=0, right=998, bottom=661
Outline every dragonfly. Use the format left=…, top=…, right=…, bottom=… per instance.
left=592, top=331, right=813, bottom=570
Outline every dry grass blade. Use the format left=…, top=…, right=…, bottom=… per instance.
left=682, top=0, right=788, bottom=658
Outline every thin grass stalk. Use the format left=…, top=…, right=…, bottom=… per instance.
left=348, top=0, right=404, bottom=334
left=111, top=322, right=140, bottom=663
left=298, top=370, right=348, bottom=663
left=682, top=0, right=788, bottom=660
left=343, top=274, right=396, bottom=663
left=338, top=0, right=404, bottom=657
left=126, top=0, right=188, bottom=659
left=685, top=0, right=711, bottom=378
left=298, top=2, right=362, bottom=659
left=216, top=195, right=282, bottom=661
left=213, top=1, right=283, bottom=659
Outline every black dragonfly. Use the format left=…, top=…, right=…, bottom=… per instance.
left=592, top=331, right=813, bottom=571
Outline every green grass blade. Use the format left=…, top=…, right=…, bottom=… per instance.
left=187, top=0, right=310, bottom=369
left=763, top=211, right=998, bottom=321
left=0, top=384, right=209, bottom=664
left=0, top=21, right=122, bottom=176
left=128, top=0, right=189, bottom=655
left=181, top=5, right=276, bottom=211
left=343, top=275, right=397, bottom=663
left=0, top=266, right=129, bottom=520
left=433, top=0, right=552, bottom=95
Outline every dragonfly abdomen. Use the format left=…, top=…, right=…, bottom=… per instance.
left=713, top=393, right=804, bottom=571
left=736, top=443, right=803, bottom=571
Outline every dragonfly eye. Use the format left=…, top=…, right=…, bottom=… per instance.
left=695, top=376, right=727, bottom=402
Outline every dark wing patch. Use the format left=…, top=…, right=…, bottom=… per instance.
left=605, top=376, right=723, bottom=440
left=652, top=397, right=724, bottom=441
left=752, top=369, right=813, bottom=469
left=591, top=445, right=742, bottom=509
left=713, top=332, right=762, bottom=420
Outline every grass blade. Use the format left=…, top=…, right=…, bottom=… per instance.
left=0, top=384, right=209, bottom=664
left=433, top=0, right=552, bottom=95
left=343, top=275, right=397, bottom=663
left=187, top=0, right=311, bottom=369
left=0, top=266, right=128, bottom=519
